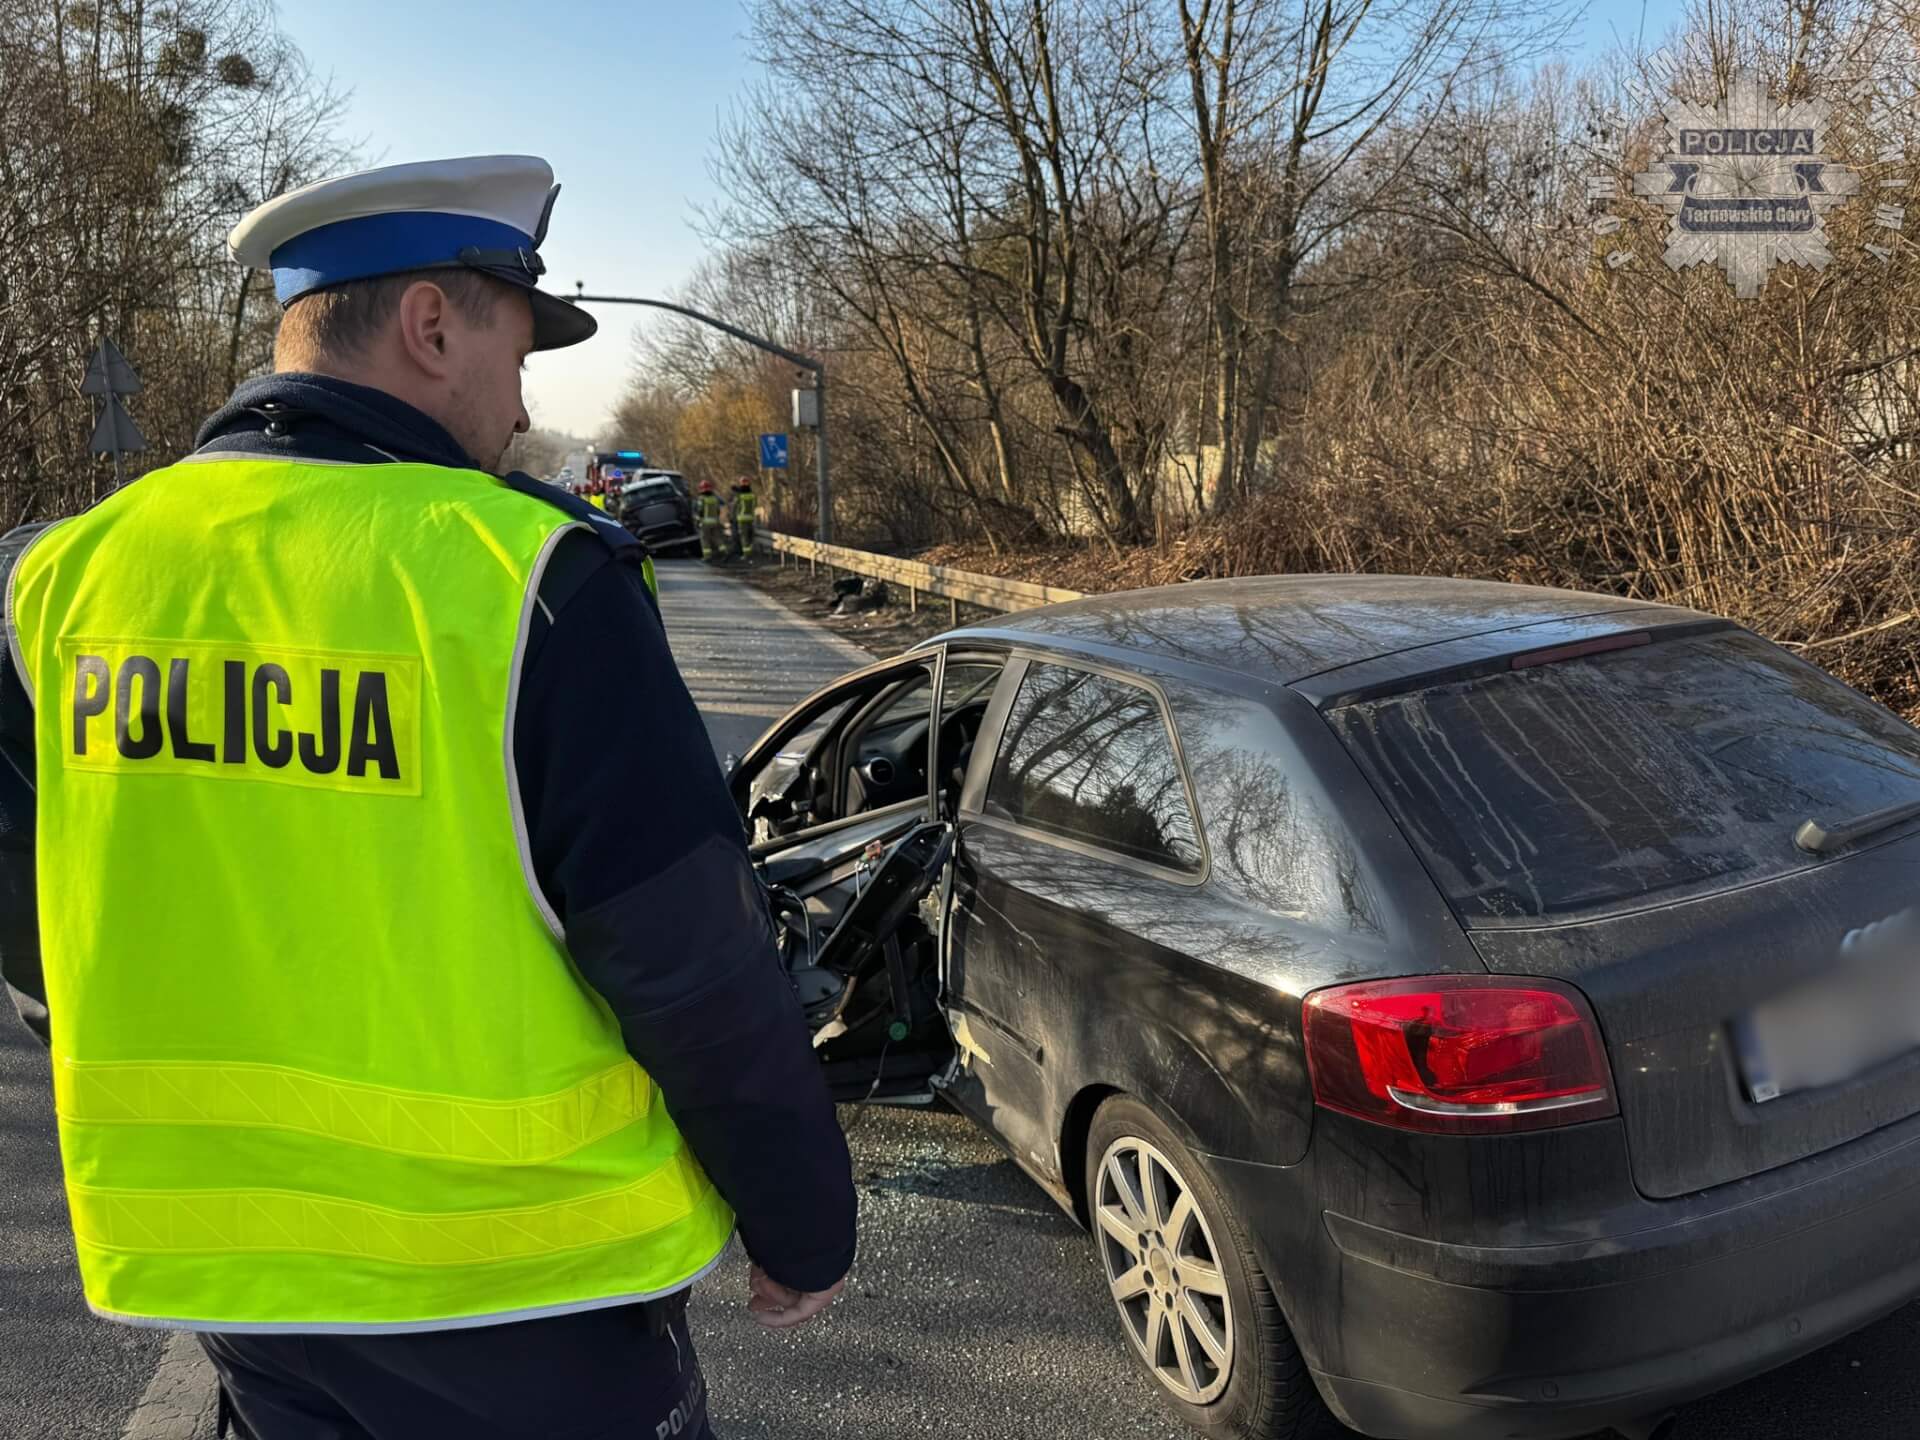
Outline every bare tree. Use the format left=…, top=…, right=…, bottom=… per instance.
left=0, top=0, right=351, bottom=523
left=705, top=0, right=1200, bottom=543
left=1175, top=0, right=1569, bottom=509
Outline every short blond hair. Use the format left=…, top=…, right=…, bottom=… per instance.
left=275, top=267, right=503, bottom=370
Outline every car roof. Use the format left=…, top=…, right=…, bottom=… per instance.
left=944, top=574, right=1718, bottom=691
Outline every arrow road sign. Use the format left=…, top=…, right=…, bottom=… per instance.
left=81, top=339, right=142, bottom=397
left=89, top=396, right=148, bottom=456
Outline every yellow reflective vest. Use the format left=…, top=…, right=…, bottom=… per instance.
left=7, top=454, right=734, bottom=1332
left=734, top=492, right=756, bottom=526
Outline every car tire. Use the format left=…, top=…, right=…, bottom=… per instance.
left=1086, top=1097, right=1339, bottom=1440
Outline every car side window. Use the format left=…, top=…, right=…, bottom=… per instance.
left=860, top=671, right=935, bottom=732
left=984, top=662, right=1203, bottom=873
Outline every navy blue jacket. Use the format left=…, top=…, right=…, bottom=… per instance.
left=0, top=375, right=856, bottom=1295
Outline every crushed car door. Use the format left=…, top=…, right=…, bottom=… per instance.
left=731, top=652, right=956, bottom=1101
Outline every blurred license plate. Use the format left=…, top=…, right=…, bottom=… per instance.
left=1734, top=913, right=1920, bottom=1104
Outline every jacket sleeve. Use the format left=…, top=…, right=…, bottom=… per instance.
left=0, top=535, right=46, bottom=1047
left=512, top=535, right=857, bottom=1293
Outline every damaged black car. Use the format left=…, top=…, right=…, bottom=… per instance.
left=613, top=476, right=700, bottom=558
left=733, top=575, right=1920, bottom=1440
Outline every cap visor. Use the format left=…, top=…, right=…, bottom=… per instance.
left=528, top=288, right=597, bottom=351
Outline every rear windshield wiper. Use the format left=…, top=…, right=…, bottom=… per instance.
left=1795, top=798, right=1920, bottom=854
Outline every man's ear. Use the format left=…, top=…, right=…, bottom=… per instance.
left=396, top=280, right=455, bottom=379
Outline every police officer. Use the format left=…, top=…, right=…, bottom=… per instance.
left=695, top=479, right=725, bottom=562
left=0, top=156, right=855, bottom=1439
left=731, top=476, right=758, bottom=561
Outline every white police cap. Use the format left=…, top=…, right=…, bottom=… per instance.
left=228, top=155, right=595, bottom=351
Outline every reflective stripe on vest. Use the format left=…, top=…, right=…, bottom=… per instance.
left=68, top=1147, right=712, bottom=1268
left=8, top=456, right=734, bottom=1331
left=734, top=494, right=754, bottom=523
left=56, top=1057, right=650, bottom=1164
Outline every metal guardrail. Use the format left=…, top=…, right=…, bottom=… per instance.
left=759, top=532, right=1084, bottom=620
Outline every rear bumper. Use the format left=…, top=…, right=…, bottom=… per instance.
left=1211, top=1108, right=1920, bottom=1440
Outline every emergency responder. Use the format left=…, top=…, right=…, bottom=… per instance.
left=695, top=479, right=726, bottom=562
left=0, top=155, right=855, bottom=1440
left=732, top=476, right=758, bottom=561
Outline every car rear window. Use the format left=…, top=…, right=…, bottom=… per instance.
left=1327, top=632, right=1920, bottom=923
left=985, top=663, right=1203, bottom=873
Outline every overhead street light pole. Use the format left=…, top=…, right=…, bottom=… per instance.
left=566, top=287, right=832, bottom=544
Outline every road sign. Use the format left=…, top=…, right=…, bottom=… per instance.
left=89, top=395, right=148, bottom=456
left=759, top=433, right=789, bottom=469
left=81, top=339, right=147, bottom=497
left=81, top=339, right=142, bottom=397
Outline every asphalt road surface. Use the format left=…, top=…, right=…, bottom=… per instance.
left=2, top=557, right=1917, bottom=1440
left=0, top=1021, right=166, bottom=1440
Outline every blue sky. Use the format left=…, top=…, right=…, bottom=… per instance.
left=282, top=0, right=1685, bottom=440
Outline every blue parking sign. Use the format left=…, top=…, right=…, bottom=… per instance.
left=759, top=433, right=789, bottom=469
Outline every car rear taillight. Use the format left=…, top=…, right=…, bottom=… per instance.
left=1303, top=975, right=1617, bottom=1134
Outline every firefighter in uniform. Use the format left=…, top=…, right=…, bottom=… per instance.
left=731, top=476, right=758, bottom=561
left=695, top=479, right=725, bottom=562
left=0, top=156, right=854, bottom=1439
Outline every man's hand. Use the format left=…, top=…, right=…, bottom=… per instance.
left=747, top=1262, right=846, bottom=1330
